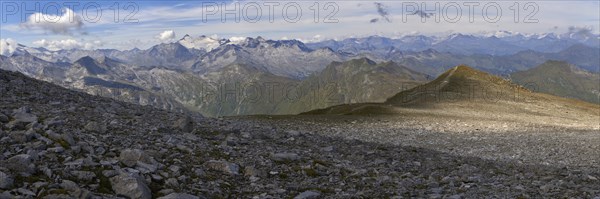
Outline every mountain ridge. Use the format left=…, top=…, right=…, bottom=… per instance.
left=304, top=65, right=598, bottom=121
left=511, top=60, right=600, bottom=104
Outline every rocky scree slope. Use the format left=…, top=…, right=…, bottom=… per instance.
left=1, top=69, right=600, bottom=198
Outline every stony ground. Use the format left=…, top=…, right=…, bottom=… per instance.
left=239, top=114, right=600, bottom=171
left=1, top=69, right=600, bottom=199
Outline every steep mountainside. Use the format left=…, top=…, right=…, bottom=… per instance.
left=275, top=58, right=428, bottom=114
left=511, top=61, right=600, bottom=104
left=305, top=66, right=599, bottom=129
left=0, top=54, right=68, bottom=82
left=192, top=37, right=343, bottom=78
left=132, top=63, right=299, bottom=117
left=386, top=65, right=528, bottom=106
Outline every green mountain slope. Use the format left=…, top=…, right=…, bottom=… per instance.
left=386, top=65, right=529, bottom=106
left=304, top=65, right=599, bottom=129
left=511, top=60, right=600, bottom=104
left=274, top=58, right=428, bottom=114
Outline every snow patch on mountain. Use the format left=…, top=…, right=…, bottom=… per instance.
left=178, top=35, right=224, bottom=51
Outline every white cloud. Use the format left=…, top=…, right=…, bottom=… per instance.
left=157, top=30, right=176, bottom=42
left=297, top=35, right=325, bottom=43
left=0, top=38, right=19, bottom=56
left=4, top=1, right=594, bottom=50
left=20, top=8, right=84, bottom=35
left=33, top=39, right=102, bottom=51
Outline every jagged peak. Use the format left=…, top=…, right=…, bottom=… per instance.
left=348, top=57, right=376, bottom=65
left=441, top=65, right=498, bottom=81
left=75, top=56, right=97, bottom=64
left=97, top=56, right=121, bottom=65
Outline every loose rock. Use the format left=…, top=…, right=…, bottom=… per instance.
left=110, top=173, right=152, bottom=199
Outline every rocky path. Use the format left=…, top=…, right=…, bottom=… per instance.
left=1, top=70, right=600, bottom=198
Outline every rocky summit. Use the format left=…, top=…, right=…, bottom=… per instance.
left=1, top=68, right=600, bottom=199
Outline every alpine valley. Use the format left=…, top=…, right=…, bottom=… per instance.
left=1, top=32, right=599, bottom=117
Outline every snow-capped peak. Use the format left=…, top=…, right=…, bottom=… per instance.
left=178, top=34, right=222, bottom=51
left=484, top=30, right=522, bottom=38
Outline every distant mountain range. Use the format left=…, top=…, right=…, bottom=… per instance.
left=389, top=44, right=600, bottom=75
left=307, top=32, right=599, bottom=56
left=1, top=33, right=598, bottom=116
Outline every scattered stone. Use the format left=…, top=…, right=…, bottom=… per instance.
left=8, top=107, right=38, bottom=129
left=173, top=116, right=194, bottom=132
left=244, top=166, right=261, bottom=177
left=136, top=161, right=158, bottom=173
left=293, top=190, right=321, bottom=199
left=271, top=153, right=300, bottom=162
left=169, top=165, right=181, bottom=176
left=119, top=149, right=153, bottom=167
left=16, top=188, right=35, bottom=196
left=176, top=144, right=193, bottom=153
left=286, top=130, right=301, bottom=137
left=4, top=154, right=34, bottom=174
left=165, top=178, right=179, bottom=188
left=46, top=130, right=63, bottom=142
left=8, top=131, right=33, bottom=143
left=204, top=160, right=240, bottom=175
left=72, top=171, right=96, bottom=181
left=157, top=193, right=202, bottom=199
left=0, top=113, right=8, bottom=123
left=158, top=189, right=175, bottom=196
left=61, top=132, right=76, bottom=146
left=102, top=170, right=119, bottom=178
left=0, top=171, right=14, bottom=189
left=84, top=121, right=107, bottom=134
left=321, top=146, right=334, bottom=152
left=47, top=147, right=65, bottom=153
left=60, top=180, right=80, bottom=192
left=587, top=175, right=598, bottom=181
left=110, top=173, right=152, bottom=199
left=0, top=192, right=13, bottom=199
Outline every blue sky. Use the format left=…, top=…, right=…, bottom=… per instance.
left=1, top=0, right=599, bottom=50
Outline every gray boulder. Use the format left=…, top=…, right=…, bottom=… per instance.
left=271, top=153, right=301, bottom=162
left=8, top=107, right=38, bottom=129
left=204, top=160, right=240, bottom=175
left=0, top=113, right=8, bottom=123
left=4, top=154, right=35, bottom=174
left=158, top=193, right=203, bottom=199
left=84, top=121, right=107, bottom=134
left=173, top=117, right=194, bottom=132
left=110, top=173, right=152, bottom=199
left=0, top=171, right=14, bottom=189
left=119, top=149, right=154, bottom=167
left=294, top=191, right=321, bottom=199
